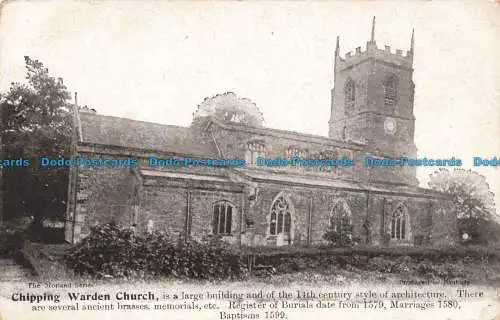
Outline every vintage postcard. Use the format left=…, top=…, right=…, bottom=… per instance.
left=0, top=1, right=499, bottom=319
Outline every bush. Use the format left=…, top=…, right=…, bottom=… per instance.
left=136, top=232, right=177, bottom=277
left=0, top=224, right=27, bottom=256
left=323, top=230, right=358, bottom=248
left=65, top=223, right=247, bottom=280
left=65, top=223, right=141, bottom=278
left=366, top=257, right=395, bottom=273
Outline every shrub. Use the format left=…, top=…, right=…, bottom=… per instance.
left=323, top=225, right=358, bottom=248
left=136, top=232, right=177, bottom=277
left=366, top=256, right=395, bottom=273
left=65, top=223, right=246, bottom=280
left=0, top=224, right=27, bottom=256
left=415, top=259, right=460, bottom=278
left=65, top=223, right=141, bottom=278
left=195, top=235, right=246, bottom=280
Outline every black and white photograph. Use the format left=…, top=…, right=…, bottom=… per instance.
left=0, top=1, right=499, bottom=319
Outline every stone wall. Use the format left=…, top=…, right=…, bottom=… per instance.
left=72, top=151, right=137, bottom=242
left=208, top=123, right=367, bottom=184
left=243, top=181, right=457, bottom=248
left=68, top=146, right=457, bottom=248
left=139, top=182, right=244, bottom=244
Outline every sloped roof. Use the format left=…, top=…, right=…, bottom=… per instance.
left=209, top=118, right=365, bottom=150
left=233, top=168, right=451, bottom=199
left=139, top=169, right=231, bottom=183
left=77, top=112, right=216, bottom=157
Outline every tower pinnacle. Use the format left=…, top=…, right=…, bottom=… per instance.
left=370, top=16, right=376, bottom=42
left=335, top=36, right=340, bottom=57
left=410, top=28, right=415, bottom=53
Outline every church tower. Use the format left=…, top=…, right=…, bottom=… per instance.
left=329, top=17, right=418, bottom=185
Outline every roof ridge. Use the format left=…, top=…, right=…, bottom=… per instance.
left=77, top=112, right=217, bottom=156
left=213, top=120, right=365, bottom=147
left=78, top=112, right=189, bottom=129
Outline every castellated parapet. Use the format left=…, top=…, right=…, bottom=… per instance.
left=335, top=40, right=413, bottom=71
left=334, top=16, right=414, bottom=72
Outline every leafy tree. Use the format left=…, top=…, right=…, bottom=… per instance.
left=193, top=92, right=264, bottom=127
left=1, top=56, right=71, bottom=155
left=428, top=168, right=498, bottom=245
left=0, top=56, right=73, bottom=238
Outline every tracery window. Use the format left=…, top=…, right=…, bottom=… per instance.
left=269, top=196, right=292, bottom=236
left=384, top=75, right=398, bottom=106
left=344, top=79, right=356, bottom=108
left=390, top=206, right=407, bottom=240
left=212, top=200, right=233, bottom=235
left=330, top=203, right=351, bottom=233
left=245, top=141, right=266, bottom=165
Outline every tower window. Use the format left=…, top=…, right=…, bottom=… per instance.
left=384, top=76, right=398, bottom=106
left=409, top=81, right=415, bottom=104
left=344, top=79, right=355, bottom=108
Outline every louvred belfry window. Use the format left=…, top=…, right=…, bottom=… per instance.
left=384, top=76, right=398, bottom=106
left=344, top=79, right=356, bottom=108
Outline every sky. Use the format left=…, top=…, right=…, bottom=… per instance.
left=1, top=1, right=499, bottom=214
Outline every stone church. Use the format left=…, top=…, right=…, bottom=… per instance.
left=64, top=19, right=458, bottom=247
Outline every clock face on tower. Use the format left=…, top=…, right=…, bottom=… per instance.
left=384, top=117, right=397, bottom=135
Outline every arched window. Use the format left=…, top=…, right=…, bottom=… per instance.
left=344, top=79, right=356, bottom=107
left=330, top=201, right=351, bottom=235
left=270, top=196, right=292, bottom=236
left=245, top=141, right=266, bottom=165
left=390, top=206, right=407, bottom=240
left=384, top=76, right=398, bottom=106
left=212, top=200, right=234, bottom=235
